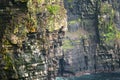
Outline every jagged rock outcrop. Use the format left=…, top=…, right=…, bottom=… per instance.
left=0, top=0, right=67, bottom=80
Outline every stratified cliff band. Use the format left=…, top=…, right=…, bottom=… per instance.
left=0, top=0, right=67, bottom=80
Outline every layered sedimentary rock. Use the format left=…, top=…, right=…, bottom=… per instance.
left=0, top=0, right=67, bottom=80
left=63, top=0, right=120, bottom=76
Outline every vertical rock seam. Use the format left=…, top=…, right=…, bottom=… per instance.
left=63, top=0, right=120, bottom=76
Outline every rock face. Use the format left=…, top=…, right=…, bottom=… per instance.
left=62, top=0, right=120, bottom=76
left=0, top=0, right=67, bottom=80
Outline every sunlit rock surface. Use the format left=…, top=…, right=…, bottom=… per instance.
left=0, top=0, right=67, bottom=80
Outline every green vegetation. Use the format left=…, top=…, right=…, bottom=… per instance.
left=67, top=0, right=73, bottom=3
left=47, top=17, right=55, bottom=32
left=62, top=39, right=74, bottom=51
left=3, top=54, right=13, bottom=70
left=100, top=3, right=112, bottom=14
left=37, top=0, right=43, bottom=3
left=99, top=3, right=115, bottom=45
left=47, top=5, right=60, bottom=15
left=68, top=19, right=81, bottom=25
left=116, top=31, right=120, bottom=39
left=99, top=2, right=120, bottom=46
left=15, top=0, right=28, bottom=2
left=68, top=20, right=77, bottom=25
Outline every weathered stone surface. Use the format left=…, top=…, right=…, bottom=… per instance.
left=62, top=0, right=120, bottom=76
left=0, top=0, right=67, bottom=80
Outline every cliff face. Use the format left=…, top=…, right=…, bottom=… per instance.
left=1, top=0, right=120, bottom=79
left=63, top=0, right=120, bottom=75
left=0, top=0, right=67, bottom=80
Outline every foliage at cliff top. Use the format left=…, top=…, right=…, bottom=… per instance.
left=27, top=0, right=67, bottom=32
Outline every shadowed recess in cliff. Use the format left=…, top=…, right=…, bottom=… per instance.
left=61, top=0, right=120, bottom=78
